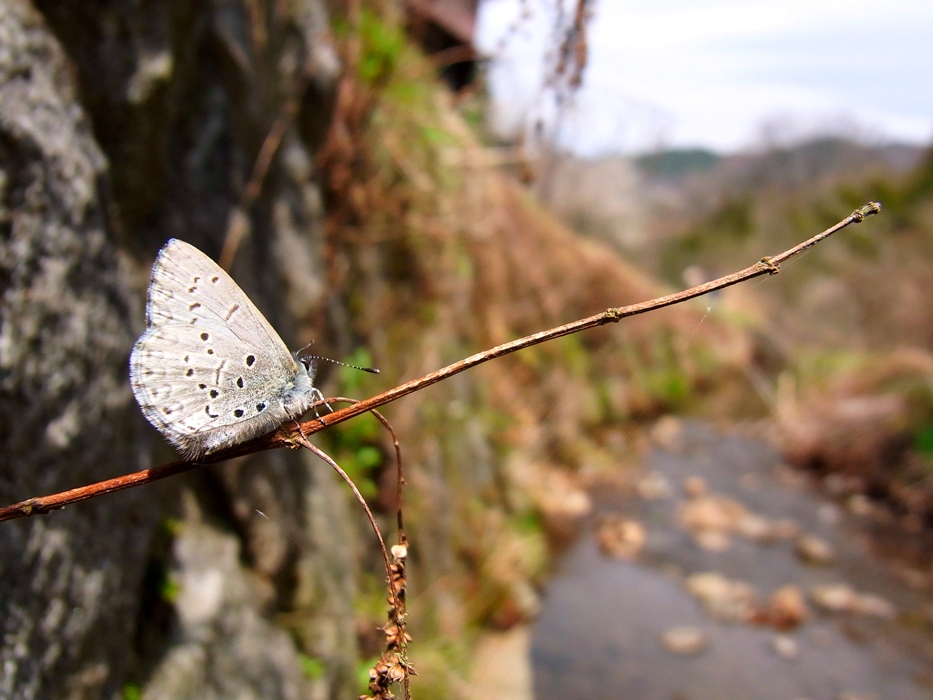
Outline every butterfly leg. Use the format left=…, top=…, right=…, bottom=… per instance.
left=309, top=388, right=334, bottom=420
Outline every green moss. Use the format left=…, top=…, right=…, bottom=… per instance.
left=161, top=517, right=183, bottom=536
left=160, top=575, right=181, bottom=603
left=354, top=570, right=394, bottom=620
left=512, top=508, right=544, bottom=537
left=915, top=425, right=933, bottom=456
left=418, top=125, right=458, bottom=148
left=298, top=654, right=327, bottom=680
left=341, top=10, right=406, bottom=86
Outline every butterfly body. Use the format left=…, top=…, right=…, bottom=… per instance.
left=130, top=239, right=319, bottom=459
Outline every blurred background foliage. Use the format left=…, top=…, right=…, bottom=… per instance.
left=296, top=0, right=933, bottom=690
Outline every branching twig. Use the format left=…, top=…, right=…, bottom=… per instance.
left=0, top=203, right=881, bottom=523
left=218, top=73, right=308, bottom=270
left=354, top=399, right=407, bottom=541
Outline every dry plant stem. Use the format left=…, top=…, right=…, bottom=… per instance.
left=292, top=436, right=411, bottom=699
left=364, top=539, right=412, bottom=700
left=315, top=399, right=407, bottom=536
left=291, top=436, right=393, bottom=603
left=0, top=202, right=881, bottom=523
left=356, top=406, right=411, bottom=700
left=359, top=400, right=407, bottom=538
left=219, top=76, right=305, bottom=270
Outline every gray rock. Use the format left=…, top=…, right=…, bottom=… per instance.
left=0, top=1, right=355, bottom=698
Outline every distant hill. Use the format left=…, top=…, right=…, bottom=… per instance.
left=539, top=135, right=929, bottom=255
left=634, top=148, right=721, bottom=180
left=634, top=137, right=927, bottom=188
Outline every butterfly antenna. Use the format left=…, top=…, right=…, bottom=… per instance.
left=304, top=355, right=380, bottom=374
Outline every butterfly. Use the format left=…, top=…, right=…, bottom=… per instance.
left=129, top=239, right=322, bottom=458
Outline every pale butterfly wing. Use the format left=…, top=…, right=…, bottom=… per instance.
left=130, top=239, right=318, bottom=459
left=144, top=239, right=288, bottom=356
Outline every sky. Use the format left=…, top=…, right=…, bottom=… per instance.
left=475, top=0, right=933, bottom=155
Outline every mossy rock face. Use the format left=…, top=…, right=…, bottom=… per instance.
left=1, top=1, right=353, bottom=698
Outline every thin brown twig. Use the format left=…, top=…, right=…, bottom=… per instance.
left=291, top=434, right=412, bottom=699
left=359, top=402, right=407, bottom=542
left=289, top=202, right=881, bottom=431
left=218, top=77, right=307, bottom=271
left=324, top=399, right=406, bottom=539
left=0, top=202, right=881, bottom=523
left=291, top=434, right=395, bottom=600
